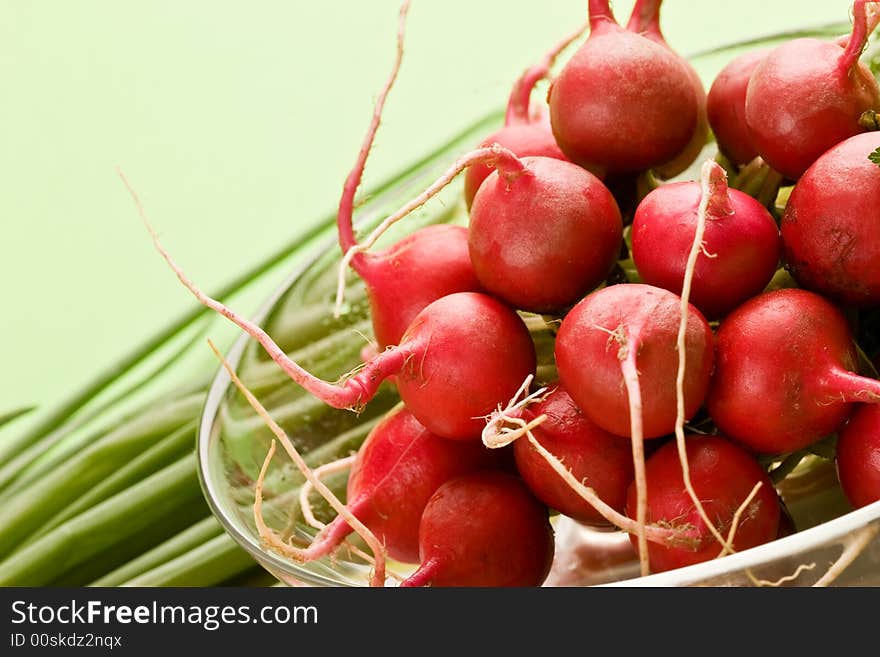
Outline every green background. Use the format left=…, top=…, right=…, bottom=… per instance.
left=0, top=1, right=852, bottom=420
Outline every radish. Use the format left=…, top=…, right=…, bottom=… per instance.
left=625, top=435, right=780, bottom=573
left=334, top=1, right=480, bottom=348
left=468, top=156, right=623, bottom=313
left=744, top=0, right=880, bottom=179
left=463, top=21, right=588, bottom=208
left=631, top=160, right=780, bottom=319
left=706, top=287, right=880, bottom=455
left=554, top=284, right=714, bottom=440
left=347, top=151, right=622, bottom=315
left=548, top=0, right=698, bottom=173
left=836, top=404, right=880, bottom=508
left=400, top=471, right=554, bottom=587
left=555, top=281, right=714, bottom=574
left=510, top=384, right=634, bottom=525
left=625, top=0, right=709, bottom=178
left=302, top=406, right=502, bottom=564
left=706, top=49, right=768, bottom=166
left=780, top=131, right=880, bottom=307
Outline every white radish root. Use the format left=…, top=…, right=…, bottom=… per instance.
left=299, top=455, right=357, bottom=530
left=674, top=160, right=736, bottom=556
left=813, top=523, right=879, bottom=587
left=208, top=340, right=390, bottom=587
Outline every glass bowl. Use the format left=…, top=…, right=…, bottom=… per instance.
left=197, top=25, right=880, bottom=587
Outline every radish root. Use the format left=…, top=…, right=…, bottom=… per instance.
left=481, top=374, right=551, bottom=449
left=299, top=455, right=357, bottom=530
left=208, top=340, right=389, bottom=587
left=813, top=523, right=879, bottom=587
left=675, top=160, right=736, bottom=556
left=482, top=376, right=700, bottom=549
left=334, top=144, right=527, bottom=317
left=620, top=346, right=650, bottom=577
left=337, top=0, right=410, bottom=258
left=747, top=562, right=817, bottom=587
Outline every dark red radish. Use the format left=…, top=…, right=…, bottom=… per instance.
left=306, top=406, right=502, bottom=564
left=706, top=288, right=880, bottom=455
left=836, top=404, right=880, bottom=508
left=511, top=384, right=634, bottom=525
left=400, top=471, right=554, bottom=587
left=625, top=435, right=780, bottom=573
left=631, top=160, right=780, bottom=319
left=463, top=22, right=588, bottom=209
left=744, top=0, right=880, bottom=179
left=548, top=0, right=698, bottom=173
left=334, top=2, right=480, bottom=348
left=780, top=131, right=880, bottom=307
left=706, top=49, right=768, bottom=166
left=555, top=283, right=714, bottom=440
left=468, top=156, right=623, bottom=313
left=625, top=0, right=709, bottom=178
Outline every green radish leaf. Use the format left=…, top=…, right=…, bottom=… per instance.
left=0, top=407, right=35, bottom=431
left=870, top=147, right=880, bottom=167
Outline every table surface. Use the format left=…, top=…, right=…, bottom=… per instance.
left=0, top=1, right=853, bottom=420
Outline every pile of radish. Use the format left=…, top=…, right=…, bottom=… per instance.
left=140, top=0, right=880, bottom=586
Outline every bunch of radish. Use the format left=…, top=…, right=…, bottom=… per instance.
left=137, top=0, right=880, bottom=586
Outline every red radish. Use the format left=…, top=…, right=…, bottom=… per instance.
left=463, top=22, right=588, bottom=208
left=706, top=287, right=880, bottom=455
left=511, top=384, right=635, bottom=525
left=468, top=156, right=623, bottom=313
left=555, top=281, right=714, bottom=575
left=836, top=404, right=880, bottom=508
left=334, top=1, right=480, bottom=348
left=625, top=0, right=709, bottom=178
left=555, top=283, right=714, bottom=440
left=780, top=131, right=880, bottom=307
left=625, top=435, right=780, bottom=573
left=706, top=49, right=768, bottom=166
left=744, top=0, right=880, bottom=179
left=400, top=471, right=554, bottom=587
left=548, top=0, right=698, bottom=173
left=631, top=160, right=780, bottom=319
left=305, top=406, right=502, bottom=564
